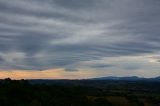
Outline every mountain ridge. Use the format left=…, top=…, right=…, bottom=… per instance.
left=90, top=76, right=160, bottom=81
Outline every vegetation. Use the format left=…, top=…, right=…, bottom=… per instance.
left=0, top=78, right=160, bottom=106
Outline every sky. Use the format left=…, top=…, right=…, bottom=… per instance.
left=0, top=0, right=160, bottom=79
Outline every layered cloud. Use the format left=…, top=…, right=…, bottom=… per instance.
left=0, top=0, right=160, bottom=78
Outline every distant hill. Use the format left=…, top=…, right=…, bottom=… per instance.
left=149, top=76, right=160, bottom=81
left=22, top=76, right=160, bottom=85
left=1, top=76, right=158, bottom=85
left=91, top=76, right=160, bottom=81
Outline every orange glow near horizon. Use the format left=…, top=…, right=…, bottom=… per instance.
left=0, top=68, right=63, bottom=79
left=0, top=68, right=96, bottom=80
left=0, top=68, right=158, bottom=79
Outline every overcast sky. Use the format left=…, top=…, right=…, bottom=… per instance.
left=0, top=0, right=160, bottom=79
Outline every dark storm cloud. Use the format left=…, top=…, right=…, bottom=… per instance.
left=90, top=64, right=114, bottom=69
left=0, top=0, right=160, bottom=71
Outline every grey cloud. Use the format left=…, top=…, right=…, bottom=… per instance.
left=64, top=68, right=79, bottom=72
left=0, top=0, right=160, bottom=73
left=0, top=56, right=4, bottom=62
left=149, top=56, right=160, bottom=63
left=123, top=65, right=141, bottom=71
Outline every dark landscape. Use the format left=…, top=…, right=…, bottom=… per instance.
left=0, top=0, right=160, bottom=106
left=0, top=77, right=160, bottom=106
